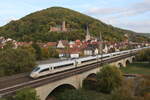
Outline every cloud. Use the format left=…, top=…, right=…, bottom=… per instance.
left=120, top=20, right=150, bottom=33
left=85, top=0, right=150, bottom=33
left=122, top=0, right=150, bottom=16
left=87, top=8, right=122, bottom=15
left=0, top=17, right=18, bottom=26
left=86, top=0, right=150, bottom=17
left=101, top=17, right=150, bottom=33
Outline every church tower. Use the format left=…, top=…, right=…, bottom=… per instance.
left=85, top=25, right=91, bottom=41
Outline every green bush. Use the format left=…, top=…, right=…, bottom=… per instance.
left=109, top=79, right=136, bottom=100
left=96, top=65, right=123, bottom=93
left=14, top=88, right=40, bottom=100
left=0, top=47, right=36, bottom=77
left=31, top=43, right=42, bottom=60
left=0, top=98, right=6, bottom=100
left=136, top=48, right=150, bottom=62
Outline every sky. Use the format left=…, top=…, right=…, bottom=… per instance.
left=0, top=0, right=150, bottom=33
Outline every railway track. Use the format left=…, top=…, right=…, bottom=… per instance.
left=0, top=53, right=134, bottom=97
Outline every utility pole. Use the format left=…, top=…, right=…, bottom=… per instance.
left=128, top=33, right=132, bottom=56
left=66, top=36, right=69, bottom=59
left=99, top=32, right=103, bottom=66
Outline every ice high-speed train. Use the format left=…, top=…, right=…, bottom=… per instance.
left=30, top=47, right=149, bottom=78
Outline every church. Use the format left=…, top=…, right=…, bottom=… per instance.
left=85, top=26, right=97, bottom=42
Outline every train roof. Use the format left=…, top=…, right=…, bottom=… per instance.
left=38, top=60, right=74, bottom=70
left=76, top=56, right=97, bottom=61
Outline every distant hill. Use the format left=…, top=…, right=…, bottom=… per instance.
left=0, top=7, right=149, bottom=42
left=136, top=33, right=150, bottom=38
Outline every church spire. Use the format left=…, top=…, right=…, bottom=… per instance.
left=85, top=25, right=91, bottom=41
left=86, top=25, right=90, bottom=36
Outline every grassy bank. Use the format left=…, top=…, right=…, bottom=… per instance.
left=121, top=62, right=150, bottom=75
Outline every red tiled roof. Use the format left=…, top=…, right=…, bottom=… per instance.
left=46, top=42, right=57, bottom=47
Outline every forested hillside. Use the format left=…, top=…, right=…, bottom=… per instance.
left=0, top=7, right=149, bottom=42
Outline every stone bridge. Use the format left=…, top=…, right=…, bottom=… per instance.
left=35, top=56, right=135, bottom=100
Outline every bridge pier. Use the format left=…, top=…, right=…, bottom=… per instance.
left=110, top=56, right=134, bottom=68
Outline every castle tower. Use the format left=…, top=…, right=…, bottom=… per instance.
left=85, top=25, right=91, bottom=41
left=62, top=21, right=67, bottom=32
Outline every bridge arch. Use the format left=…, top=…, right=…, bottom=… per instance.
left=82, top=73, right=97, bottom=90
left=82, top=72, right=97, bottom=82
left=118, top=62, right=123, bottom=68
left=46, top=84, right=76, bottom=100
left=125, top=60, right=130, bottom=66
left=86, top=73, right=97, bottom=78
left=132, top=57, right=136, bottom=62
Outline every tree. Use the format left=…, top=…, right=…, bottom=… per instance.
left=48, top=47, right=59, bottom=58
left=0, top=48, right=36, bottom=77
left=110, top=79, right=136, bottom=100
left=136, top=48, right=150, bottom=62
left=134, top=76, right=150, bottom=97
left=41, top=47, right=49, bottom=59
left=96, top=65, right=123, bottom=93
left=0, top=98, right=6, bottom=100
left=31, top=42, right=42, bottom=60
left=15, top=88, right=40, bottom=100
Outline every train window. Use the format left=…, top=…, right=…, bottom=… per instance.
left=39, top=68, right=49, bottom=73
left=102, top=56, right=109, bottom=58
left=54, top=63, right=74, bottom=69
left=81, top=58, right=96, bottom=63
left=33, top=67, right=40, bottom=72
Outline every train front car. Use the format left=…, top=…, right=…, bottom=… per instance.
left=30, top=67, right=41, bottom=78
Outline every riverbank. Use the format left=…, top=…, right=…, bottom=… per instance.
left=121, top=62, right=150, bottom=75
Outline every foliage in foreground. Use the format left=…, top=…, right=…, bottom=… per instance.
left=0, top=88, right=40, bottom=100
left=83, top=65, right=123, bottom=93
left=0, top=47, right=36, bottom=77
left=96, top=65, right=123, bottom=93
left=57, top=76, right=150, bottom=100
left=110, top=79, right=136, bottom=100
left=15, top=88, right=40, bottom=100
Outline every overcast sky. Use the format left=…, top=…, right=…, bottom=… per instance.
left=0, top=0, right=150, bottom=33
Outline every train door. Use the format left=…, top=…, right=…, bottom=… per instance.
left=49, top=66, right=54, bottom=71
left=74, top=60, right=78, bottom=67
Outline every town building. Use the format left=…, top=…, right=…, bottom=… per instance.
left=58, top=48, right=80, bottom=59
left=57, top=40, right=69, bottom=49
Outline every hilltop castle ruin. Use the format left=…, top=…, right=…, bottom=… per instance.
left=50, top=21, right=67, bottom=32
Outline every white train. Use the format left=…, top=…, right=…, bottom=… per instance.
left=30, top=47, right=149, bottom=78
